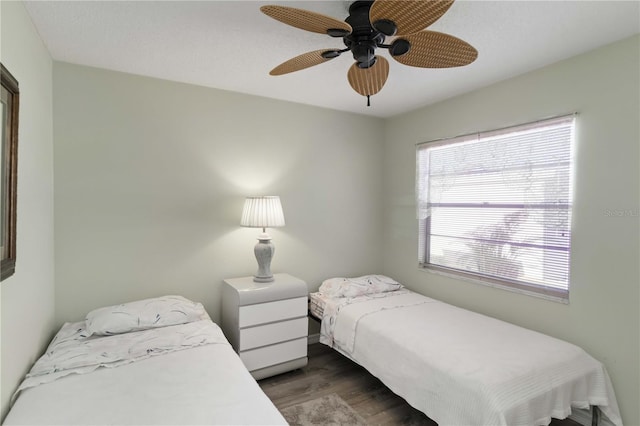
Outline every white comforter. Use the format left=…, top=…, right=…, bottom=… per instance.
left=320, top=291, right=622, bottom=426
left=5, top=320, right=287, bottom=425
left=17, top=319, right=226, bottom=393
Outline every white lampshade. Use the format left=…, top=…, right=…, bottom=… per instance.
left=240, top=196, right=285, bottom=229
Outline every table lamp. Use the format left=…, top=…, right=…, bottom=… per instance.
left=240, top=196, right=285, bottom=282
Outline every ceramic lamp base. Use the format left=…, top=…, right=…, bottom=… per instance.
left=253, top=234, right=275, bottom=283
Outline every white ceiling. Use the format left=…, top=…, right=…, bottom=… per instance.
left=24, top=1, right=640, bottom=118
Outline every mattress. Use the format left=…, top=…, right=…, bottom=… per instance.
left=319, top=289, right=622, bottom=426
left=309, top=291, right=329, bottom=319
left=4, top=319, right=286, bottom=425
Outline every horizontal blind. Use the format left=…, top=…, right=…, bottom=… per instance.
left=417, top=115, right=575, bottom=297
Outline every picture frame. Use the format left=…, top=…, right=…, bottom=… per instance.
left=1, top=63, right=19, bottom=281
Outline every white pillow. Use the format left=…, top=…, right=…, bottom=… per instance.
left=85, top=295, right=207, bottom=336
left=319, top=275, right=403, bottom=298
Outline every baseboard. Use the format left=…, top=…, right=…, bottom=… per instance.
left=569, top=408, right=615, bottom=426
left=308, top=333, right=320, bottom=345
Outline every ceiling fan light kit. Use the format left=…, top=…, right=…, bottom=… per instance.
left=260, top=0, right=477, bottom=106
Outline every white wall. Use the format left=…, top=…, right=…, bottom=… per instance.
left=0, top=1, right=55, bottom=421
left=382, top=35, right=639, bottom=425
left=52, top=62, right=384, bottom=326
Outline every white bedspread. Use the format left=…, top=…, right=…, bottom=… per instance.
left=5, top=320, right=286, bottom=425
left=16, top=319, right=226, bottom=393
left=320, top=291, right=622, bottom=426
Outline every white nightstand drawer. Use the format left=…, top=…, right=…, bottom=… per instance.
left=240, top=337, right=307, bottom=372
left=239, top=296, right=307, bottom=328
left=240, top=317, right=307, bottom=351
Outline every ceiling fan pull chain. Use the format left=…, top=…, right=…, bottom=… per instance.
left=367, top=95, right=370, bottom=107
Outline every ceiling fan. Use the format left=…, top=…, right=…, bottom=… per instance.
left=260, top=0, right=478, bottom=106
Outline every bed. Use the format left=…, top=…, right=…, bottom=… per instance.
left=4, top=295, right=286, bottom=425
left=310, top=275, right=622, bottom=426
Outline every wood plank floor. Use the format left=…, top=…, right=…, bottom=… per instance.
left=258, top=343, right=582, bottom=426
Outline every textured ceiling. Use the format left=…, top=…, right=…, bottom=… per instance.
left=24, top=1, right=640, bottom=118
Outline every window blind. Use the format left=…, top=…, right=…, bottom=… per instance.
left=416, top=115, right=575, bottom=300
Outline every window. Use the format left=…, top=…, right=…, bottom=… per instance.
left=416, top=115, right=575, bottom=302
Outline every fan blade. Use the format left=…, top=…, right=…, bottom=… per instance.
left=347, top=56, right=390, bottom=97
left=261, top=5, right=352, bottom=36
left=392, top=30, right=477, bottom=68
left=270, top=49, right=339, bottom=76
left=370, top=0, right=454, bottom=36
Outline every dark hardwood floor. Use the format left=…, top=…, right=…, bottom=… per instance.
left=258, top=343, right=582, bottom=426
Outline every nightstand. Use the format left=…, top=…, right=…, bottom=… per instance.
left=221, top=273, right=308, bottom=380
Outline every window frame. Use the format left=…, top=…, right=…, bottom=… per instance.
left=416, top=114, right=576, bottom=303
left=1, top=63, right=19, bottom=282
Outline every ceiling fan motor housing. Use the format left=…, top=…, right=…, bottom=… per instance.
left=344, top=1, right=385, bottom=68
